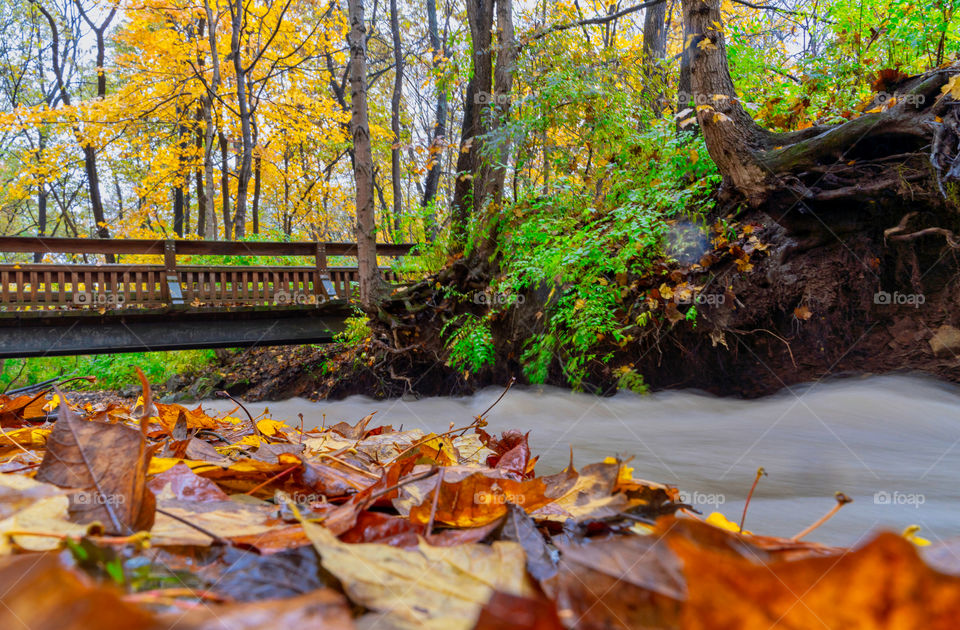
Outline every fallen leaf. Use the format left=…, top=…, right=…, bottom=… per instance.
left=303, top=522, right=535, bottom=630
left=35, top=390, right=155, bottom=535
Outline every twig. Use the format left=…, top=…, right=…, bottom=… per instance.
left=476, top=376, right=516, bottom=422
left=156, top=507, right=231, bottom=545
left=216, top=391, right=266, bottom=442
left=791, top=492, right=852, bottom=541
left=243, top=464, right=300, bottom=496
left=367, top=467, right=438, bottom=501
left=426, top=468, right=444, bottom=535
left=739, top=467, right=766, bottom=533
left=385, top=419, right=485, bottom=465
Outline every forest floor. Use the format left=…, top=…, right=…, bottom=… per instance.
left=1, top=380, right=958, bottom=629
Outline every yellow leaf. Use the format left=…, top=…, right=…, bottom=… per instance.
left=706, top=511, right=751, bottom=535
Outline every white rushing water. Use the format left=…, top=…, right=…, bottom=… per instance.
left=194, top=373, right=960, bottom=546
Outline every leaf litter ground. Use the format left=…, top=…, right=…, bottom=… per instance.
left=0, top=374, right=958, bottom=630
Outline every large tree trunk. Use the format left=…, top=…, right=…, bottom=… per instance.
left=348, top=0, right=385, bottom=306
left=450, top=0, right=495, bottom=248
left=682, top=0, right=956, bottom=213
left=198, top=11, right=221, bottom=239
left=229, top=0, right=252, bottom=239
left=420, top=0, right=447, bottom=239
left=389, top=0, right=404, bottom=241
left=641, top=0, right=667, bottom=113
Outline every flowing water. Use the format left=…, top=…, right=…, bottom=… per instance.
left=196, top=373, right=960, bottom=546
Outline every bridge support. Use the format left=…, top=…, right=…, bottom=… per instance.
left=0, top=307, right=349, bottom=358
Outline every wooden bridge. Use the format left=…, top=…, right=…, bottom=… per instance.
left=0, top=237, right=418, bottom=358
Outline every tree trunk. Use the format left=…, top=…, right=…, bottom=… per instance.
left=219, top=132, right=232, bottom=239
left=450, top=0, right=495, bottom=247
left=479, top=0, right=517, bottom=209
left=348, top=0, right=385, bottom=306
left=420, top=0, right=448, bottom=239
left=642, top=0, right=668, bottom=114
left=229, top=0, right=252, bottom=239
left=252, top=153, right=261, bottom=235
left=681, top=0, right=955, bottom=212
left=199, top=8, right=221, bottom=239
left=389, top=0, right=404, bottom=241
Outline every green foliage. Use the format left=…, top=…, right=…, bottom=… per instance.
left=489, top=111, right=719, bottom=389
left=336, top=313, right=372, bottom=347
left=442, top=314, right=495, bottom=374
left=0, top=350, right=216, bottom=392
left=616, top=367, right=649, bottom=395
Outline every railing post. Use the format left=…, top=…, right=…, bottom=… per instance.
left=315, top=241, right=337, bottom=301
left=164, top=240, right=185, bottom=308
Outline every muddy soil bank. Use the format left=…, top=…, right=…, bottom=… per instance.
left=172, top=201, right=960, bottom=403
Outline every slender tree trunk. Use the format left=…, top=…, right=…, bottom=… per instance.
left=229, top=0, right=252, bottom=239
left=642, top=0, right=668, bottom=114
left=421, top=0, right=448, bottom=239
left=220, top=132, right=232, bottom=238
left=173, top=113, right=187, bottom=236
left=348, top=0, right=384, bottom=305
left=480, top=0, right=517, bottom=208
left=389, top=0, right=404, bottom=242
left=199, top=9, right=220, bottom=239
left=450, top=0, right=495, bottom=248
left=196, top=120, right=207, bottom=237
left=252, top=153, right=261, bottom=234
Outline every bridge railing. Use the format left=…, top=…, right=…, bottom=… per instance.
left=0, top=237, right=417, bottom=312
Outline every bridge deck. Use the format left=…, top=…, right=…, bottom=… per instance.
left=0, top=237, right=418, bottom=357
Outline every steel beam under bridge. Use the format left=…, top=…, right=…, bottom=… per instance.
left=0, top=306, right=351, bottom=358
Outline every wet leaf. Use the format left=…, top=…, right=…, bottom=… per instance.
left=0, top=554, right=156, bottom=630
left=160, top=589, right=353, bottom=630
left=408, top=472, right=552, bottom=527
left=673, top=530, right=960, bottom=629
left=473, top=591, right=565, bottom=630
left=303, top=522, right=535, bottom=630
left=35, top=390, right=155, bottom=535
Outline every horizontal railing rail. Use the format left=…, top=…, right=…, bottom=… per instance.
left=0, top=236, right=415, bottom=257
left=0, top=238, right=418, bottom=312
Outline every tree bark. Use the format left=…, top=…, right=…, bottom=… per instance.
left=198, top=10, right=220, bottom=239
left=252, top=153, right=261, bottom=234
left=219, top=132, right=232, bottom=238
left=642, top=0, right=668, bottom=113
left=229, top=0, right=252, bottom=239
left=389, top=0, right=404, bottom=240
left=682, top=0, right=958, bottom=217
left=450, top=0, right=495, bottom=248
left=420, top=0, right=448, bottom=239
left=348, top=0, right=385, bottom=306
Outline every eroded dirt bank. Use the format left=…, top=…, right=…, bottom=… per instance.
left=177, top=198, right=960, bottom=403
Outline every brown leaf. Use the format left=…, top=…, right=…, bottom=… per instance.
left=0, top=554, right=157, bottom=630
left=328, top=412, right=376, bottom=439
left=35, top=389, right=155, bottom=535
left=161, top=589, right=353, bottom=630
left=408, top=472, right=552, bottom=528
left=673, top=530, right=960, bottom=629
left=473, top=591, right=564, bottom=630
left=147, top=462, right=229, bottom=502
